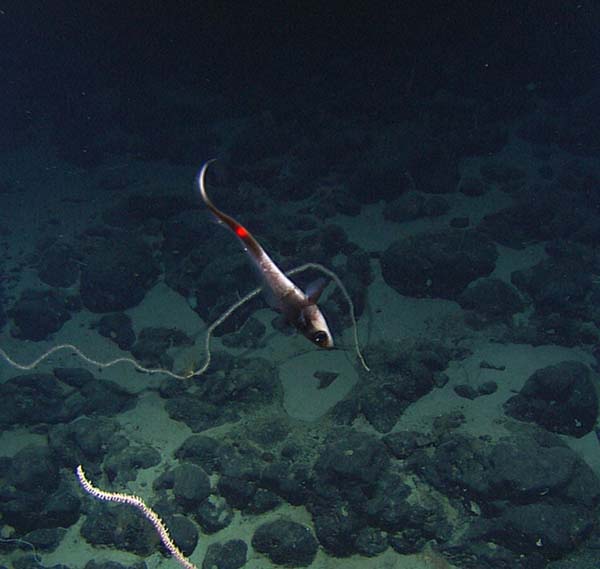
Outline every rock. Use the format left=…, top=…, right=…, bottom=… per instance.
left=162, top=211, right=213, bottom=259
left=91, top=313, right=135, bottom=350
left=130, top=327, right=192, bottom=370
left=308, top=429, right=392, bottom=556
left=433, top=372, right=450, bottom=387
left=104, top=445, right=161, bottom=484
left=221, top=316, right=266, bottom=349
left=423, top=195, right=450, bottom=216
left=217, top=475, right=257, bottom=510
left=0, top=370, right=135, bottom=428
left=57, top=367, right=136, bottom=418
left=389, top=529, right=428, bottom=554
left=202, top=539, right=247, bottom=569
left=450, top=216, right=470, bottom=229
left=84, top=561, right=146, bottom=569
left=193, top=494, right=233, bottom=534
left=480, top=161, right=526, bottom=185
left=0, top=374, right=64, bottom=427
left=80, top=232, right=158, bottom=312
left=7, top=446, right=60, bottom=494
left=314, top=370, right=338, bottom=389
left=165, top=514, right=198, bottom=558
left=486, top=442, right=577, bottom=501
left=166, top=355, right=281, bottom=432
left=432, top=411, right=466, bottom=437
left=511, top=258, right=592, bottom=314
left=478, top=381, right=498, bottom=395
left=459, top=177, right=486, bottom=196
left=424, top=430, right=600, bottom=507
left=165, top=396, right=224, bottom=433
left=38, top=241, right=80, bottom=288
left=354, top=527, right=388, bottom=556
left=312, top=500, right=365, bottom=556
left=20, top=527, right=66, bottom=553
left=458, top=277, right=524, bottom=322
left=335, top=341, right=442, bottom=432
left=409, top=140, right=460, bottom=194
left=48, top=417, right=125, bottom=466
left=479, top=198, right=555, bottom=249
left=8, top=290, right=71, bottom=341
left=80, top=502, right=157, bottom=556
left=154, top=463, right=211, bottom=508
left=454, top=384, right=479, bottom=400
left=165, top=353, right=283, bottom=432
left=555, top=87, right=600, bottom=155
left=198, top=356, right=280, bottom=408
left=504, top=361, right=598, bottom=437
left=252, top=520, right=318, bottom=567
left=175, top=436, right=226, bottom=473
left=383, top=192, right=450, bottom=223
left=473, top=503, right=594, bottom=558
left=0, top=289, right=6, bottom=330
left=315, top=430, right=389, bottom=488
left=191, top=253, right=254, bottom=326
left=245, top=417, right=289, bottom=447
left=381, top=229, right=497, bottom=299
left=261, top=461, right=312, bottom=506
left=382, top=431, right=435, bottom=459
left=102, top=193, right=196, bottom=228
left=215, top=445, right=266, bottom=511
left=383, top=191, right=426, bottom=222
left=246, top=488, right=282, bottom=514
left=348, top=157, right=412, bottom=203
left=41, top=479, right=82, bottom=530
left=420, top=429, right=600, bottom=564
left=366, top=472, right=411, bottom=531
left=0, top=446, right=81, bottom=534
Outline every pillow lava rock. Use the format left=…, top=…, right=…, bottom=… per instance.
left=80, top=233, right=159, bottom=312
left=381, top=229, right=497, bottom=300
left=8, top=289, right=71, bottom=341
left=504, top=360, right=598, bottom=437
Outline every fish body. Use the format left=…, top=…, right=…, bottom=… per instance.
left=198, top=160, right=333, bottom=349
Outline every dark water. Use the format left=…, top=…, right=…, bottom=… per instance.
left=0, top=2, right=599, bottom=569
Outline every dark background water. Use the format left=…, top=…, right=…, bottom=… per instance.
left=2, top=1, right=599, bottom=165
left=2, top=3, right=600, bottom=569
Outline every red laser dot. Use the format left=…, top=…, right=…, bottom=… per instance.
left=235, top=225, right=249, bottom=238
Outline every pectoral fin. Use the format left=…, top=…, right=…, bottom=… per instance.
left=305, top=278, right=327, bottom=304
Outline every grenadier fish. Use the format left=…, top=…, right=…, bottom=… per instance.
left=198, top=160, right=334, bottom=349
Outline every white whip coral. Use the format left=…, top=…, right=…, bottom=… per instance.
left=76, top=465, right=197, bottom=569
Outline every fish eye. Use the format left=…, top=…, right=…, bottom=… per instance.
left=313, top=331, right=328, bottom=345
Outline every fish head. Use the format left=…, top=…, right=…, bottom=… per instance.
left=298, top=303, right=334, bottom=349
